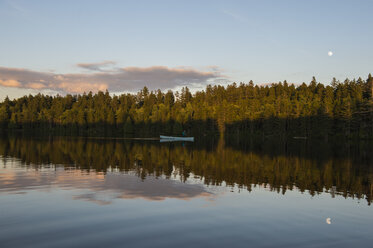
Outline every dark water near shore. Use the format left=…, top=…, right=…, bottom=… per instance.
left=0, top=135, right=372, bottom=248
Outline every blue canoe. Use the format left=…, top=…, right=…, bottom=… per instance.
left=160, top=135, right=194, bottom=142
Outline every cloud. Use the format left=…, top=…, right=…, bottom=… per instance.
left=221, top=9, right=250, bottom=24
left=25, top=82, right=46, bottom=89
left=0, top=79, right=21, bottom=87
left=58, top=82, right=108, bottom=93
left=0, top=64, right=222, bottom=94
left=77, top=61, right=117, bottom=72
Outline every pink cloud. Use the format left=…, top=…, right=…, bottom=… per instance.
left=0, top=64, right=222, bottom=94
left=26, top=82, right=46, bottom=89
left=0, top=79, right=21, bottom=87
left=58, top=82, right=108, bottom=94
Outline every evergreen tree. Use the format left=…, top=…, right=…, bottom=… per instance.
left=1, top=74, right=373, bottom=139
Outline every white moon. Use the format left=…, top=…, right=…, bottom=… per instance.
left=326, top=218, right=331, bottom=224
left=328, top=51, right=333, bottom=56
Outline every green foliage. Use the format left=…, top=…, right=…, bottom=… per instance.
left=1, top=75, right=373, bottom=138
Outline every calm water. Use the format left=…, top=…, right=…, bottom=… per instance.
left=0, top=136, right=372, bottom=248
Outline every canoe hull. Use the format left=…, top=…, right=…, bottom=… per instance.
left=160, top=135, right=194, bottom=142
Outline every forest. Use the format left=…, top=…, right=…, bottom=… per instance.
left=0, top=74, right=372, bottom=139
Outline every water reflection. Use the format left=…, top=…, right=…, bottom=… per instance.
left=0, top=163, right=213, bottom=204
left=0, top=135, right=372, bottom=204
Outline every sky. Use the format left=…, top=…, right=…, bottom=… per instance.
left=0, top=0, right=372, bottom=100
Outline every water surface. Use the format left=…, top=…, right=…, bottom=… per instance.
left=0, top=136, right=372, bottom=247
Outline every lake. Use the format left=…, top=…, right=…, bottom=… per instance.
left=0, top=135, right=372, bottom=247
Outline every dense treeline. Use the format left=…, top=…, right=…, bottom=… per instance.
left=0, top=136, right=372, bottom=204
left=1, top=75, right=373, bottom=138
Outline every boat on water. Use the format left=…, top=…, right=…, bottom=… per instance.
left=160, top=135, right=194, bottom=142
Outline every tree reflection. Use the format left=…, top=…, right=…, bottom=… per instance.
left=0, top=135, right=372, bottom=204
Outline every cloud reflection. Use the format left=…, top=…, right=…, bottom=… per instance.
left=0, top=164, right=214, bottom=205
